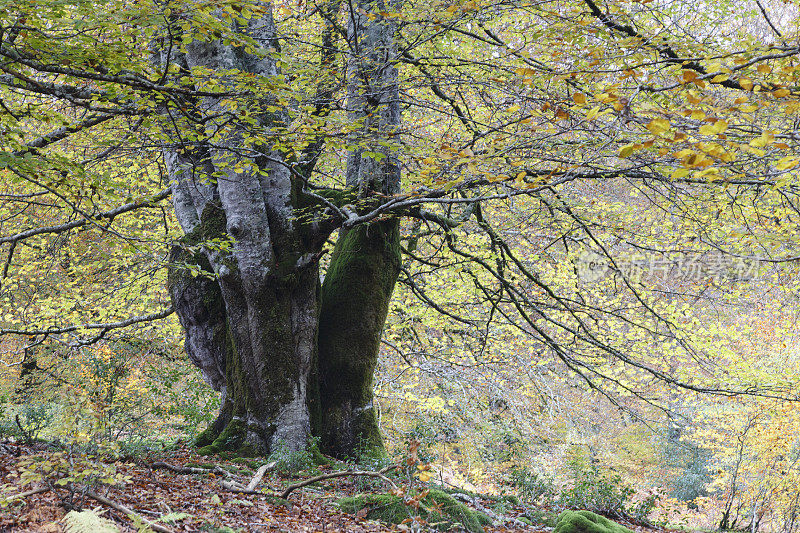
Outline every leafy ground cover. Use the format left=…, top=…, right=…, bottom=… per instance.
left=0, top=438, right=664, bottom=533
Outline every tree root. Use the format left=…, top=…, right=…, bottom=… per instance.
left=279, top=464, right=398, bottom=499
left=149, top=460, right=236, bottom=479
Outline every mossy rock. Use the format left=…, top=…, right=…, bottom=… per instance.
left=431, top=483, right=518, bottom=505
left=337, top=489, right=491, bottom=532
left=555, top=510, right=633, bottom=533
left=500, top=494, right=520, bottom=506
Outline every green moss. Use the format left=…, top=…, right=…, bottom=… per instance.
left=555, top=510, right=633, bottom=533
left=524, top=509, right=559, bottom=527
left=318, top=220, right=401, bottom=457
left=195, top=426, right=218, bottom=448
left=230, top=457, right=262, bottom=469
left=263, top=496, right=292, bottom=508
left=198, top=418, right=248, bottom=455
left=337, top=489, right=489, bottom=533
left=186, top=462, right=219, bottom=469
left=430, top=485, right=518, bottom=506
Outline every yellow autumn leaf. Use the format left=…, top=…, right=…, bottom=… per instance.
left=618, top=144, right=637, bottom=157
left=585, top=106, right=601, bottom=120
left=672, top=149, right=695, bottom=159
left=698, top=120, right=728, bottom=135
left=646, top=118, right=671, bottom=135
left=671, top=168, right=691, bottom=179
left=572, top=93, right=587, bottom=105
left=773, top=88, right=791, bottom=98
left=776, top=157, right=799, bottom=171
left=739, top=77, right=754, bottom=90
left=750, top=132, right=774, bottom=148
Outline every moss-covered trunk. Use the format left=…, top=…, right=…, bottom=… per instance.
left=318, top=220, right=401, bottom=458
left=168, top=243, right=241, bottom=447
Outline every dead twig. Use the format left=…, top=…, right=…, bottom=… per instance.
left=221, top=479, right=262, bottom=493
left=246, top=461, right=276, bottom=491
left=3, top=485, right=50, bottom=501
left=280, top=464, right=398, bottom=499
left=85, top=489, right=173, bottom=533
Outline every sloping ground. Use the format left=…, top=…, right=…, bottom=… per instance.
left=0, top=440, right=656, bottom=533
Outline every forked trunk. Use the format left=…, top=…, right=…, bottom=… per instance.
left=160, top=0, right=401, bottom=459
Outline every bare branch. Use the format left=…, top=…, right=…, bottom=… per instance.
left=0, top=187, right=172, bottom=245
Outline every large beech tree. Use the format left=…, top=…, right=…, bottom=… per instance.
left=161, top=0, right=402, bottom=455
left=3, top=0, right=800, bottom=460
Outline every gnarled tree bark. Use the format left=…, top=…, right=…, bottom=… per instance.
left=160, top=0, right=401, bottom=458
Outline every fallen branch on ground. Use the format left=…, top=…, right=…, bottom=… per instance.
left=220, top=461, right=277, bottom=493
left=247, top=462, right=275, bottom=491
left=3, top=484, right=172, bottom=533
left=149, top=461, right=235, bottom=479
left=85, top=489, right=173, bottom=533
left=3, top=485, right=49, bottom=501
left=280, top=464, right=398, bottom=499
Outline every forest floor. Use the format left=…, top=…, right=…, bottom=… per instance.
left=0, top=439, right=658, bottom=533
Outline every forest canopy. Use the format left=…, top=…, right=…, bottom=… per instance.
left=2, top=0, right=800, bottom=530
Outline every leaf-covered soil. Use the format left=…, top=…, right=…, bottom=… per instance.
left=0, top=439, right=659, bottom=533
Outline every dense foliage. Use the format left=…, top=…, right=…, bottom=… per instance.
left=2, top=0, right=800, bottom=529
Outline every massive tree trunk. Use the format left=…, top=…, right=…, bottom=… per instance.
left=160, top=0, right=401, bottom=458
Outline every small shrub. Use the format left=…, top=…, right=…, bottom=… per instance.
left=269, top=436, right=325, bottom=474
left=627, top=490, right=660, bottom=522
left=4, top=402, right=52, bottom=443
left=7, top=445, right=132, bottom=510
left=508, top=466, right=557, bottom=504
left=558, top=460, right=634, bottom=516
